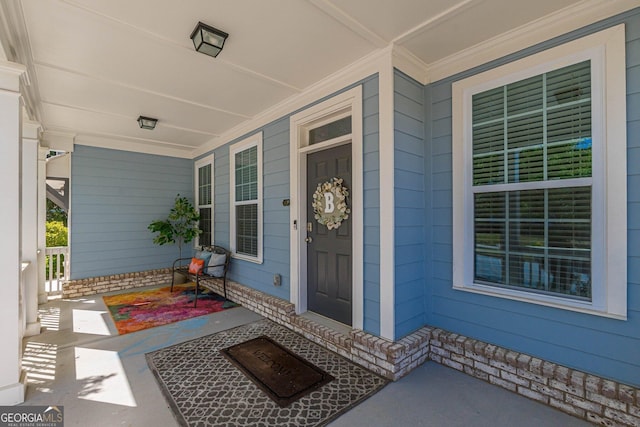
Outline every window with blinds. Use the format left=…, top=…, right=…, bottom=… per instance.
left=472, top=61, right=592, bottom=300
left=195, top=156, right=213, bottom=246
left=453, top=25, right=627, bottom=317
left=234, top=146, right=258, bottom=256
left=230, top=133, right=262, bottom=262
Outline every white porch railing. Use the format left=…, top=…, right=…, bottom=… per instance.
left=45, top=246, right=69, bottom=296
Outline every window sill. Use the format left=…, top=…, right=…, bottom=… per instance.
left=231, top=253, right=263, bottom=265
left=453, top=282, right=627, bottom=321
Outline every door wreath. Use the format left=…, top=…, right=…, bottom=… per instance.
left=312, top=177, right=350, bottom=230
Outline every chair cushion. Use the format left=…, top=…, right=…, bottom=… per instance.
left=207, top=253, right=226, bottom=277
left=188, top=257, right=205, bottom=275
left=195, top=250, right=212, bottom=265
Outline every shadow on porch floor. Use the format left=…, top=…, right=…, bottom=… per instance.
left=21, top=287, right=590, bottom=426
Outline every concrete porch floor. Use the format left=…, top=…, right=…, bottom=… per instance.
left=21, top=288, right=591, bottom=426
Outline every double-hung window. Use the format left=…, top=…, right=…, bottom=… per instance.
left=195, top=155, right=214, bottom=246
left=452, top=25, right=627, bottom=318
left=230, top=133, right=263, bottom=263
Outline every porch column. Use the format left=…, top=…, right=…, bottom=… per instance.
left=37, top=146, right=47, bottom=304
left=22, top=120, right=41, bottom=336
left=0, top=61, right=27, bottom=404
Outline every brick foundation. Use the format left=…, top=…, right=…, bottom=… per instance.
left=62, top=268, right=171, bottom=297
left=427, top=328, right=640, bottom=426
left=63, top=272, right=639, bottom=426
left=195, top=278, right=429, bottom=379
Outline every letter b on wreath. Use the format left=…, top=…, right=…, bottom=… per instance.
left=324, top=192, right=335, bottom=213
left=312, top=177, right=350, bottom=230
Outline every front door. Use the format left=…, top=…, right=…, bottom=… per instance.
left=306, top=143, right=352, bottom=325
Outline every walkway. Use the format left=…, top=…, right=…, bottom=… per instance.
left=21, top=289, right=591, bottom=426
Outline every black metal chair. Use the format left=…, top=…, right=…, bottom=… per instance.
left=171, top=245, right=231, bottom=307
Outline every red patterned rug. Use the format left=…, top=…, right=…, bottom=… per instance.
left=103, top=284, right=236, bottom=335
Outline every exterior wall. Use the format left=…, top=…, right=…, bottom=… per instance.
left=424, top=9, right=640, bottom=388
left=393, top=70, right=426, bottom=338
left=70, top=145, right=193, bottom=279
left=205, top=122, right=291, bottom=301
left=198, top=74, right=382, bottom=334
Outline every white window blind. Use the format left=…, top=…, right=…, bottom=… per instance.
left=234, top=145, right=258, bottom=257
left=472, top=61, right=592, bottom=300
left=195, top=156, right=213, bottom=246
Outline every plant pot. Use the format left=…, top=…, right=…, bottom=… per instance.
left=173, top=271, right=187, bottom=285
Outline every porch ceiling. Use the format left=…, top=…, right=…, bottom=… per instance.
left=0, top=0, right=633, bottom=158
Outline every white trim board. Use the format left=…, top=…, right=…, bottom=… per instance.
left=289, top=86, right=364, bottom=331
left=378, top=56, right=395, bottom=340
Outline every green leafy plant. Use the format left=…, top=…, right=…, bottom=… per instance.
left=148, top=195, right=201, bottom=259
left=46, top=220, right=68, bottom=247
left=46, top=220, right=68, bottom=279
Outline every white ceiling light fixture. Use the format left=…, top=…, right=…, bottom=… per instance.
left=137, top=116, right=157, bottom=130
left=190, top=21, right=229, bottom=58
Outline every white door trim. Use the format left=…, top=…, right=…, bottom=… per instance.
left=289, top=86, right=363, bottom=330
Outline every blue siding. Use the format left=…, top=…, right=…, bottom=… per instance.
left=201, top=75, right=381, bottom=332
left=213, top=146, right=230, bottom=246
left=424, top=9, right=640, bottom=387
left=70, top=145, right=193, bottom=279
left=394, top=70, right=425, bottom=338
left=208, top=119, right=291, bottom=301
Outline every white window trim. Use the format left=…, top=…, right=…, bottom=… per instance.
left=230, top=132, right=263, bottom=264
left=194, top=154, right=214, bottom=247
left=452, top=25, right=627, bottom=319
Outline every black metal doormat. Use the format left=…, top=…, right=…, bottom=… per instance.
left=220, top=335, right=334, bottom=407
left=146, top=319, right=388, bottom=427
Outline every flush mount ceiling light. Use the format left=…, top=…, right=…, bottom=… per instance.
left=190, top=21, right=228, bottom=58
left=137, top=116, right=157, bottom=130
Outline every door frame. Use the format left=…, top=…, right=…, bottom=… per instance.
left=289, top=86, right=363, bottom=329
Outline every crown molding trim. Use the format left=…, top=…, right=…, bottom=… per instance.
left=391, top=45, right=429, bottom=85
left=74, top=134, right=192, bottom=158
left=426, top=0, right=639, bottom=83
left=0, top=0, right=43, bottom=121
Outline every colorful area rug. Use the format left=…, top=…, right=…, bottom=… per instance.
left=146, top=319, right=388, bottom=427
left=103, top=284, right=237, bottom=335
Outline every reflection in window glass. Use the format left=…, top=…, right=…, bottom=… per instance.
left=309, top=116, right=352, bottom=145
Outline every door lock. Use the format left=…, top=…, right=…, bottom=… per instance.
left=307, top=222, right=313, bottom=232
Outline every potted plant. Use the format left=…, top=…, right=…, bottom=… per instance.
left=148, top=194, right=201, bottom=283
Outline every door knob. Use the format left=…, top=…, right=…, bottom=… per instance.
left=305, top=237, right=313, bottom=243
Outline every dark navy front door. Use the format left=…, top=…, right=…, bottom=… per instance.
left=306, top=143, right=352, bottom=325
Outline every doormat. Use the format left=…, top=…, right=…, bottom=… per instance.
left=220, top=335, right=334, bottom=407
left=146, top=319, right=388, bottom=427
